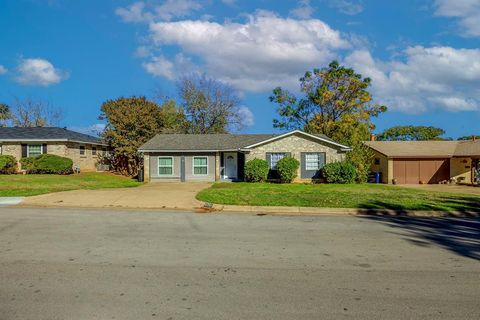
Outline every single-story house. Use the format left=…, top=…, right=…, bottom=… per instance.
left=139, top=130, right=351, bottom=182
left=365, top=139, right=480, bottom=184
left=0, top=127, right=108, bottom=172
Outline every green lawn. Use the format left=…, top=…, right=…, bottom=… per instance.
left=196, top=183, right=480, bottom=212
left=0, top=172, right=142, bottom=197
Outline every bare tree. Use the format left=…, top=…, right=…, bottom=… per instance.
left=178, top=74, right=243, bottom=134
left=11, top=97, right=63, bottom=127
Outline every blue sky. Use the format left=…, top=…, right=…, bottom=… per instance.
left=0, top=0, right=479, bottom=138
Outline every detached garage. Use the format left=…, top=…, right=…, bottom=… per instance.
left=365, top=140, right=480, bottom=185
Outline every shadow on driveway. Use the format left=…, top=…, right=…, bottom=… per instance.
left=360, top=215, right=480, bottom=260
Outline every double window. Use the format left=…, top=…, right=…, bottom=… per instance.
left=193, top=156, right=208, bottom=175
left=28, top=144, right=42, bottom=157
left=158, top=157, right=173, bottom=175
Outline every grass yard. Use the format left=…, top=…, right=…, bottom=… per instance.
left=0, top=172, right=142, bottom=197
left=196, top=183, right=480, bottom=212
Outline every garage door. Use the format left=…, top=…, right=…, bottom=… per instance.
left=393, top=159, right=450, bottom=184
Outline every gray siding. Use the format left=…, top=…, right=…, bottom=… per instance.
left=149, top=152, right=216, bottom=182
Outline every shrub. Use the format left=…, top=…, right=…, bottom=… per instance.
left=244, top=158, right=269, bottom=182
left=322, top=161, right=357, bottom=184
left=21, top=154, right=73, bottom=174
left=0, top=155, right=17, bottom=174
left=276, top=156, right=300, bottom=183
left=20, top=156, right=35, bottom=171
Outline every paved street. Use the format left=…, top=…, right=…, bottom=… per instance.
left=0, top=208, right=478, bottom=320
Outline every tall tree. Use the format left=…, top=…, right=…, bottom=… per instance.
left=377, top=125, right=448, bottom=141
left=178, top=74, right=243, bottom=134
left=11, top=97, right=62, bottom=127
left=270, top=61, right=387, bottom=182
left=0, top=103, right=12, bottom=127
left=271, top=61, right=387, bottom=145
left=99, top=96, right=164, bottom=176
left=157, top=99, right=188, bottom=133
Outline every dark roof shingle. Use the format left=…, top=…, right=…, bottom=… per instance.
left=139, top=131, right=343, bottom=151
left=0, top=127, right=104, bottom=145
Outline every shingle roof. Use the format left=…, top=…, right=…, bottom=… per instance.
left=0, top=127, right=105, bottom=145
left=139, top=131, right=344, bottom=151
left=139, top=134, right=276, bottom=151
left=364, top=140, right=480, bottom=158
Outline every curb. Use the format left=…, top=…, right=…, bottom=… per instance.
left=0, top=197, right=25, bottom=206
left=212, top=204, right=480, bottom=218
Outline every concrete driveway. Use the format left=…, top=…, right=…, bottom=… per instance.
left=20, top=182, right=211, bottom=211
left=0, top=208, right=478, bottom=319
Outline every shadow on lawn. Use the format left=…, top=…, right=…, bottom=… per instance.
left=358, top=195, right=480, bottom=213
left=360, top=215, right=480, bottom=260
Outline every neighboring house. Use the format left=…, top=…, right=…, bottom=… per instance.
left=365, top=139, right=480, bottom=184
left=0, top=127, right=108, bottom=172
left=139, top=130, right=351, bottom=182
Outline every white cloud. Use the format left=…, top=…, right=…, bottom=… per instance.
left=325, top=0, right=363, bottom=15
left=116, top=0, right=203, bottom=23
left=345, top=46, right=480, bottom=113
left=221, top=0, right=236, bottom=6
left=14, top=58, right=68, bottom=86
left=290, top=0, right=314, bottom=19
left=146, top=11, right=349, bottom=91
left=0, top=65, right=7, bottom=75
left=238, top=106, right=255, bottom=127
left=434, top=0, right=480, bottom=37
left=142, top=53, right=196, bottom=80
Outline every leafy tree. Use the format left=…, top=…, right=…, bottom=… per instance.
left=270, top=61, right=387, bottom=183
left=0, top=103, right=12, bottom=127
left=270, top=60, right=386, bottom=145
left=11, top=97, right=62, bottom=127
left=99, top=96, right=165, bottom=176
left=157, top=99, right=188, bottom=133
left=178, top=74, right=243, bottom=134
left=458, top=135, right=479, bottom=141
left=377, top=125, right=448, bottom=141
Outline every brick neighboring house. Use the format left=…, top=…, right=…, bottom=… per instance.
left=139, top=130, right=351, bottom=182
left=0, top=127, right=108, bottom=172
left=365, top=139, right=480, bottom=184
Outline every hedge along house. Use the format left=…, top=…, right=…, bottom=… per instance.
left=139, top=130, right=351, bottom=182
left=0, top=127, right=109, bottom=172
left=365, top=139, right=480, bottom=184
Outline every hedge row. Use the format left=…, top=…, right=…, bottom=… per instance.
left=243, top=158, right=357, bottom=184
left=20, top=154, right=73, bottom=175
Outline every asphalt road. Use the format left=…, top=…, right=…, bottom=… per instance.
left=0, top=208, right=478, bottom=320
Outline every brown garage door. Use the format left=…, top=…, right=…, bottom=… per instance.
left=393, top=159, right=450, bottom=184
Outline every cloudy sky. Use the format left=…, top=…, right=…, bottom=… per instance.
left=0, top=0, right=479, bottom=137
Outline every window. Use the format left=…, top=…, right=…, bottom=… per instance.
left=305, top=153, right=321, bottom=170
left=80, top=146, right=85, bottom=156
left=158, top=157, right=173, bottom=175
left=92, top=146, right=97, bottom=156
left=28, top=144, right=42, bottom=157
left=269, top=153, right=286, bottom=169
left=374, top=158, right=380, bottom=165
left=193, top=156, right=208, bottom=175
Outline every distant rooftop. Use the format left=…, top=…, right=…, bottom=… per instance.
left=0, top=127, right=105, bottom=145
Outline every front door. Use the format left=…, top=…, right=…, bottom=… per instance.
left=224, top=152, right=238, bottom=180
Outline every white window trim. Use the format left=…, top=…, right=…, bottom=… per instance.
left=79, top=145, right=86, bottom=156
left=269, top=152, right=287, bottom=170
left=158, top=156, right=174, bottom=176
left=192, top=156, right=209, bottom=176
left=27, top=144, right=43, bottom=157
left=305, top=153, right=321, bottom=171
left=92, top=146, right=97, bottom=156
